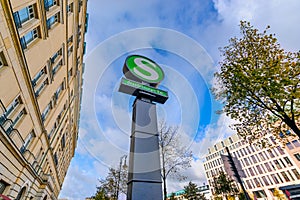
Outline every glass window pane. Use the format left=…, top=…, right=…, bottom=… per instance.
left=292, top=140, right=300, bottom=147
left=292, top=169, right=300, bottom=179
left=18, top=7, right=29, bottom=23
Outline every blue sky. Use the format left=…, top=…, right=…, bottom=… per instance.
left=59, top=1, right=300, bottom=199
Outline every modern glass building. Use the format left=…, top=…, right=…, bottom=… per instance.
left=204, top=133, right=300, bottom=199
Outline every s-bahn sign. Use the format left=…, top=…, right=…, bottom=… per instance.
left=119, top=55, right=168, bottom=104
left=123, top=55, right=164, bottom=86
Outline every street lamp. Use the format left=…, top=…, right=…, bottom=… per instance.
left=116, top=155, right=127, bottom=200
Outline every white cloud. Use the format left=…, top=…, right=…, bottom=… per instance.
left=59, top=162, right=98, bottom=200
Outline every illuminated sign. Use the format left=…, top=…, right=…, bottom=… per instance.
left=123, top=55, right=164, bottom=87
left=119, top=78, right=168, bottom=104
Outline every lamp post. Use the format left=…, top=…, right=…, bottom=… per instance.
left=116, top=155, right=127, bottom=200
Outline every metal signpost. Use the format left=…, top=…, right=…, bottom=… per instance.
left=118, top=55, right=168, bottom=200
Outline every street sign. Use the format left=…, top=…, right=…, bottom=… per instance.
left=119, top=55, right=167, bottom=200
left=123, top=55, right=164, bottom=87
left=118, top=78, right=168, bottom=104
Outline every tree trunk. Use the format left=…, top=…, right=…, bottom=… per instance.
left=163, top=175, right=167, bottom=200
left=283, top=117, right=300, bottom=138
left=162, top=147, right=167, bottom=200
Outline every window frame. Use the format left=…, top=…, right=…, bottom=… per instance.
left=294, top=153, right=300, bottom=161
left=32, top=67, right=46, bottom=87
left=35, top=78, right=49, bottom=97
left=41, top=102, right=52, bottom=122
left=46, top=12, right=60, bottom=30
left=0, top=180, right=9, bottom=194
left=13, top=4, right=36, bottom=28
left=20, top=130, right=35, bottom=153
left=20, top=27, right=39, bottom=49
left=44, top=0, right=58, bottom=11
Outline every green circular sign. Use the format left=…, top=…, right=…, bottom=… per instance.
left=123, top=55, right=164, bottom=86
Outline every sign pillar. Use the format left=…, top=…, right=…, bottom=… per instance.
left=118, top=55, right=168, bottom=200
left=127, top=98, right=162, bottom=199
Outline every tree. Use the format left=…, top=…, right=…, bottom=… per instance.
left=169, top=192, right=176, bottom=200
left=159, top=121, right=193, bottom=200
left=183, top=181, right=207, bottom=200
left=212, top=171, right=238, bottom=200
left=94, top=162, right=128, bottom=200
left=94, top=186, right=110, bottom=200
left=213, top=21, right=300, bottom=144
left=273, top=188, right=286, bottom=200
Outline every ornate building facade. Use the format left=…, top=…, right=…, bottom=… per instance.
left=0, top=0, right=87, bottom=199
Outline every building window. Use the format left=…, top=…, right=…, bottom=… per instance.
left=264, top=162, right=272, bottom=172
left=0, top=52, right=8, bottom=69
left=51, top=48, right=62, bottom=64
left=67, top=3, right=73, bottom=13
left=287, top=142, right=294, bottom=150
left=276, top=146, right=285, bottom=155
left=279, top=158, right=286, bottom=168
left=243, top=158, right=249, bottom=166
left=68, top=68, right=73, bottom=80
left=52, top=60, right=63, bottom=76
left=253, top=178, right=260, bottom=187
left=274, top=160, right=282, bottom=169
left=53, top=153, right=58, bottom=166
left=55, top=82, right=64, bottom=99
left=13, top=5, right=36, bottom=28
left=20, top=130, right=35, bottom=153
left=35, top=78, right=48, bottom=97
left=221, top=141, right=225, bottom=147
left=41, top=102, right=52, bottom=121
left=256, top=165, right=263, bottom=174
left=251, top=155, right=257, bottom=163
left=284, top=157, right=293, bottom=167
left=258, top=152, right=265, bottom=161
left=47, top=13, right=60, bottom=30
left=68, top=46, right=73, bottom=56
left=0, top=180, right=9, bottom=194
left=78, top=0, right=83, bottom=12
left=48, top=123, right=57, bottom=139
left=44, top=0, right=57, bottom=11
left=61, top=134, right=65, bottom=149
left=5, top=96, right=22, bottom=117
left=287, top=170, right=295, bottom=181
left=15, top=187, right=26, bottom=200
left=245, top=180, right=252, bottom=189
left=12, top=109, right=26, bottom=126
left=281, top=171, right=290, bottom=182
left=85, top=13, right=89, bottom=33
left=32, top=67, right=46, bottom=87
left=267, top=149, right=275, bottom=158
left=294, top=153, right=300, bottom=161
left=292, top=140, right=300, bottom=148
left=67, top=36, right=73, bottom=45
left=292, top=169, right=300, bottom=179
left=76, top=57, right=81, bottom=68
left=248, top=168, right=255, bottom=176
left=20, top=27, right=39, bottom=49
left=271, top=174, right=280, bottom=184
left=262, top=176, right=269, bottom=186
